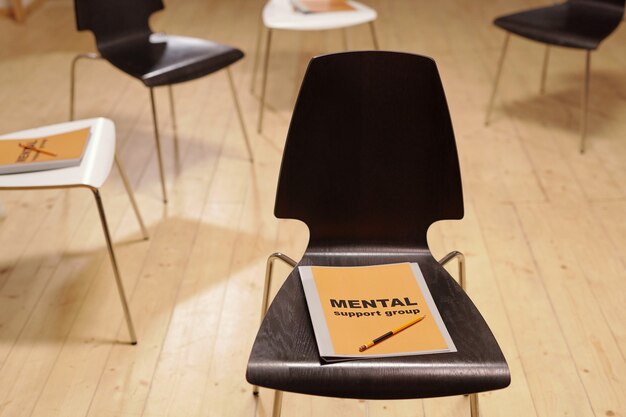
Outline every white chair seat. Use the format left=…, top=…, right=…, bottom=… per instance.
left=254, top=0, right=380, bottom=133
left=0, top=116, right=146, bottom=345
left=263, top=0, right=377, bottom=31
left=0, top=118, right=114, bottom=190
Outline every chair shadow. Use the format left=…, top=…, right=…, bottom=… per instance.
left=0, top=216, right=276, bottom=346
left=495, top=69, right=626, bottom=137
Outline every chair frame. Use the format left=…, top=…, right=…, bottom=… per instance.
left=0, top=154, right=148, bottom=344
left=69, top=53, right=254, bottom=204
left=253, top=250, right=479, bottom=417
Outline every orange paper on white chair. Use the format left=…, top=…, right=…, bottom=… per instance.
left=0, top=127, right=91, bottom=175
left=291, top=0, right=355, bottom=13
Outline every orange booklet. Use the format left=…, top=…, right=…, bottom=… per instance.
left=0, top=127, right=91, bottom=175
left=299, top=263, right=456, bottom=361
left=291, top=0, right=355, bottom=13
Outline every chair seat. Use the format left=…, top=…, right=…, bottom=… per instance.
left=100, top=33, right=244, bottom=87
left=0, top=118, right=115, bottom=190
left=247, top=252, right=511, bottom=400
left=263, top=0, right=377, bottom=31
left=494, top=2, right=624, bottom=50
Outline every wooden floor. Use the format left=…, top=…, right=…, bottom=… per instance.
left=0, top=0, right=624, bottom=416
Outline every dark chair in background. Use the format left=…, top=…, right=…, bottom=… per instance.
left=70, top=0, right=254, bottom=203
left=246, top=51, right=510, bottom=417
left=485, top=0, right=625, bottom=153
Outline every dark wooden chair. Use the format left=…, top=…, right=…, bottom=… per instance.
left=69, top=0, right=254, bottom=203
left=485, top=0, right=625, bottom=153
left=246, top=51, right=511, bottom=417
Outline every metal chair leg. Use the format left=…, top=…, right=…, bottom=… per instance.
left=485, top=33, right=511, bottom=126
left=257, top=28, right=273, bottom=134
left=470, top=393, right=480, bottom=417
left=540, top=45, right=550, bottom=94
left=251, top=16, right=265, bottom=94
left=226, top=68, right=255, bottom=162
left=438, top=250, right=466, bottom=291
left=91, top=188, right=138, bottom=345
left=341, top=28, right=349, bottom=51
left=149, top=87, right=168, bottom=204
left=167, top=85, right=180, bottom=165
left=114, top=153, right=149, bottom=240
left=253, top=252, right=297, bottom=396
left=271, top=390, right=283, bottom=417
left=369, top=21, right=380, bottom=50
left=10, top=0, right=25, bottom=22
left=260, top=252, right=297, bottom=325
left=69, top=53, right=101, bottom=121
left=439, top=250, right=476, bottom=416
left=580, top=51, right=591, bottom=154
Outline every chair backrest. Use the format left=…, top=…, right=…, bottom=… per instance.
left=275, top=51, right=463, bottom=248
left=74, top=0, right=164, bottom=43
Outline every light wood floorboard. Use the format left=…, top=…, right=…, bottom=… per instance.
left=0, top=0, right=624, bottom=416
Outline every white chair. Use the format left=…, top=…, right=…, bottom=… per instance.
left=251, top=0, right=379, bottom=133
left=0, top=117, right=148, bottom=344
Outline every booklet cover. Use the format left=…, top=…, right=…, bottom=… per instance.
left=0, top=127, right=91, bottom=175
left=299, top=262, right=456, bottom=361
left=291, top=0, right=355, bottom=13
